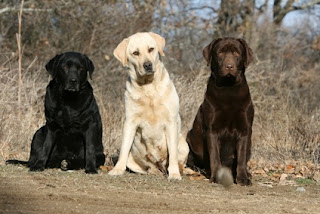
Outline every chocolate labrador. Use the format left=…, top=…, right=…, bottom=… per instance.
left=187, top=38, right=254, bottom=186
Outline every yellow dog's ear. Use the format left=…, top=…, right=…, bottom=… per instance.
left=148, top=32, right=165, bottom=56
left=113, top=38, right=129, bottom=66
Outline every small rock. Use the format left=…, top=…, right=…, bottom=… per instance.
left=258, top=182, right=273, bottom=188
left=296, top=187, right=306, bottom=192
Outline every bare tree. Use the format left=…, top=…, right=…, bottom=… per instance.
left=273, top=0, right=320, bottom=25
left=216, top=0, right=255, bottom=40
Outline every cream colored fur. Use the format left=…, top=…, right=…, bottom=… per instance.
left=109, top=32, right=190, bottom=180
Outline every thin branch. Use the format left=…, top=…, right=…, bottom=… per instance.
left=0, top=7, right=52, bottom=15
left=274, top=0, right=320, bottom=24
left=256, top=0, right=269, bottom=13
left=16, top=0, right=24, bottom=115
left=292, top=0, right=320, bottom=10
left=187, top=6, right=218, bottom=13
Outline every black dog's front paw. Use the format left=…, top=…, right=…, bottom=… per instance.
left=29, top=160, right=45, bottom=172
left=29, top=165, right=45, bottom=172
left=85, top=168, right=98, bottom=174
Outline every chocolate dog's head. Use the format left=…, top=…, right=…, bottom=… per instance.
left=45, top=52, right=94, bottom=92
left=203, top=38, right=253, bottom=86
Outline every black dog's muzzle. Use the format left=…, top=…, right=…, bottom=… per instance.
left=65, top=78, right=80, bottom=92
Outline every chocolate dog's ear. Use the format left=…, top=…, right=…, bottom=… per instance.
left=237, top=38, right=254, bottom=68
left=83, top=54, right=95, bottom=80
left=113, top=38, right=129, bottom=66
left=45, top=54, right=63, bottom=78
left=203, top=38, right=223, bottom=66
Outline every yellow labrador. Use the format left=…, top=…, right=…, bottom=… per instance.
left=109, top=32, right=189, bottom=180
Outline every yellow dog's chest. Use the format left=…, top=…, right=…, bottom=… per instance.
left=134, top=95, right=170, bottom=126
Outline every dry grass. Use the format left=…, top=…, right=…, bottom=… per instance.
left=0, top=1, right=319, bottom=170
left=1, top=54, right=319, bottom=167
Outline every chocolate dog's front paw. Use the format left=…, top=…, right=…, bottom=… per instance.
left=209, top=176, right=218, bottom=183
left=236, top=176, right=252, bottom=186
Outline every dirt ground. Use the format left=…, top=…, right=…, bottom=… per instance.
left=0, top=165, right=319, bottom=214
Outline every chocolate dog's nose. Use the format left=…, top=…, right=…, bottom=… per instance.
left=143, top=61, right=153, bottom=71
left=226, top=64, right=233, bottom=70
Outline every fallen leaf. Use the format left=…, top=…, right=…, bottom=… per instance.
left=253, top=169, right=266, bottom=174
left=284, top=165, right=295, bottom=174
left=189, top=173, right=206, bottom=181
left=279, top=173, right=288, bottom=181
left=100, top=165, right=113, bottom=171
left=313, top=171, right=320, bottom=183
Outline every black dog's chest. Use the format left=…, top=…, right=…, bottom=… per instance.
left=56, top=106, right=82, bottom=130
left=46, top=101, right=87, bottom=133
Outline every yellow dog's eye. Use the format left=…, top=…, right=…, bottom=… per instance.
left=148, top=48, right=154, bottom=53
left=133, top=51, right=139, bottom=56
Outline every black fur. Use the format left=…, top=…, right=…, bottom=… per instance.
left=6, top=52, right=105, bottom=173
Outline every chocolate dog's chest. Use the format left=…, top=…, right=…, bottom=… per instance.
left=207, top=85, right=252, bottom=134
left=212, top=109, right=248, bottom=134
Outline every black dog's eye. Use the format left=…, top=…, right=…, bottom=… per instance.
left=133, top=51, right=139, bottom=56
left=79, top=67, right=84, bottom=71
left=63, top=66, right=68, bottom=70
left=148, top=48, right=154, bottom=53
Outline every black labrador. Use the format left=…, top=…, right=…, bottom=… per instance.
left=6, top=52, right=105, bottom=173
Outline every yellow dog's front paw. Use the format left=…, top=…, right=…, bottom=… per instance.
left=168, top=172, right=182, bottom=180
left=108, top=167, right=125, bottom=176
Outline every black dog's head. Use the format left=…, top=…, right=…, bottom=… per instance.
left=45, top=52, right=94, bottom=92
left=203, top=38, right=253, bottom=86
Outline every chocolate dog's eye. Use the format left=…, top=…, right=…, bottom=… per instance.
left=133, top=51, right=139, bottom=56
left=148, top=48, right=154, bottom=53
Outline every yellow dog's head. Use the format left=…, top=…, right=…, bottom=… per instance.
left=113, top=32, right=165, bottom=84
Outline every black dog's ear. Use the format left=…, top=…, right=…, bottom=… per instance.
left=45, top=54, right=63, bottom=78
left=83, top=54, right=95, bottom=80
left=237, top=38, right=254, bottom=68
left=203, top=38, right=223, bottom=66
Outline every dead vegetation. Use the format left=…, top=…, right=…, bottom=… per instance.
left=0, top=0, right=319, bottom=182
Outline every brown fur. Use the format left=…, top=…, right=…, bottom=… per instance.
left=187, top=37, right=254, bottom=186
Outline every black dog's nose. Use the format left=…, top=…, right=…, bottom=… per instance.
left=70, top=78, right=77, bottom=83
left=143, top=61, right=153, bottom=71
